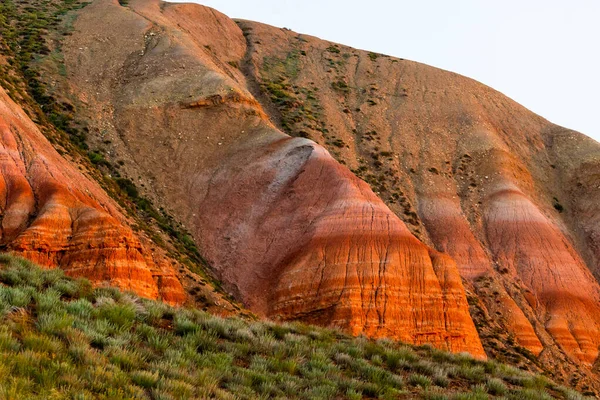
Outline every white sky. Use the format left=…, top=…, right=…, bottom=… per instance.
left=180, top=0, right=600, bottom=142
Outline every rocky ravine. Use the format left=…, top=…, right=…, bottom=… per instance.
left=3, top=0, right=600, bottom=392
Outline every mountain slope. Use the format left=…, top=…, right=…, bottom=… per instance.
left=0, top=85, right=185, bottom=304
left=238, top=18, right=600, bottom=369
left=58, top=0, right=490, bottom=357
left=1, top=0, right=600, bottom=393
left=0, top=0, right=251, bottom=317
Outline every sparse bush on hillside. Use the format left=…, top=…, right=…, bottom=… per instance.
left=368, top=51, right=380, bottom=61
left=486, top=377, right=508, bottom=395
left=326, top=45, right=341, bottom=54
left=0, top=254, right=590, bottom=399
left=553, top=197, right=565, bottom=213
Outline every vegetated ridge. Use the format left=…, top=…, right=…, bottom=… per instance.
left=0, top=255, right=589, bottom=399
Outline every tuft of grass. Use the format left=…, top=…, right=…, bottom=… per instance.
left=486, top=377, right=508, bottom=395
left=409, top=373, right=432, bottom=389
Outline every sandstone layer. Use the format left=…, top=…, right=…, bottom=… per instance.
left=56, top=0, right=487, bottom=357
left=0, top=86, right=185, bottom=304
left=36, top=0, right=600, bottom=387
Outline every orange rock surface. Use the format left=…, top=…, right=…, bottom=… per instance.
left=0, top=86, right=185, bottom=304
left=43, top=0, right=600, bottom=385
left=196, top=137, right=484, bottom=357
left=485, top=185, right=600, bottom=365
left=56, top=0, right=486, bottom=357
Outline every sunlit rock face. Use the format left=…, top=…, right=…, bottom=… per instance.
left=56, top=0, right=485, bottom=357
left=51, top=0, right=600, bottom=382
left=0, top=87, right=185, bottom=305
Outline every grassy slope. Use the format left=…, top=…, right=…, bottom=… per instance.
left=0, top=255, right=587, bottom=400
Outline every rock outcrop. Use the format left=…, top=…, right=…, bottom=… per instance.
left=196, top=136, right=484, bottom=356
left=0, top=86, right=185, bottom=304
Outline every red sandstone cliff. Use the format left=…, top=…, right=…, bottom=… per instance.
left=0, top=86, right=185, bottom=304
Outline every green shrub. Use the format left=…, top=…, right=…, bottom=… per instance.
left=66, top=298, right=95, bottom=318
left=408, top=373, right=432, bottom=388
left=36, top=312, right=74, bottom=335
left=0, top=286, right=31, bottom=308
left=433, top=367, right=450, bottom=387
left=22, top=332, right=62, bottom=354
left=67, top=341, right=91, bottom=365
left=131, top=370, right=159, bottom=389
left=346, top=388, right=362, bottom=400
left=0, top=330, right=20, bottom=352
left=34, top=289, right=63, bottom=313
left=148, top=333, right=170, bottom=353
left=458, top=364, right=486, bottom=383
left=486, top=377, right=508, bottom=395
left=98, top=302, right=136, bottom=330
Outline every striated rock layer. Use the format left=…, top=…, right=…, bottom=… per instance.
left=0, top=86, right=185, bottom=304
left=50, top=0, right=600, bottom=386
left=240, top=17, right=600, bottom=372
left=58, top=0, right=486, bottom=357
left=197, top=137, right=483, bottom=356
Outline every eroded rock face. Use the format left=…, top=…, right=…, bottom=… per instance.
left=0, top=87, right=185, bottom=304
left=195, top=137, right=484, bottom=357
left=485, top=186, right=600, bottom=365
left=53, top=0, right=600, bottom=385
left=419, top=193, right=544, bottom=356
left=58, top=0, right=485, bottom=357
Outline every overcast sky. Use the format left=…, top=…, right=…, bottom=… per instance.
left=182, top=0, right=600, bottom=142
